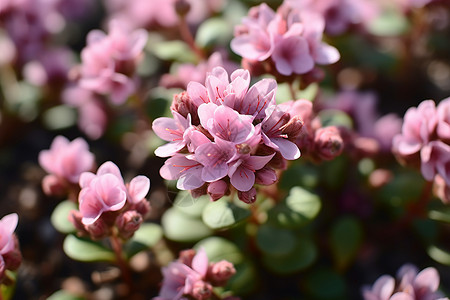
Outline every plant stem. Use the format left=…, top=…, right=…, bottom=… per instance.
left=110, top=234, right=133, bottom=293
left=178, top=15, right=205, bottom=60
left=288, top=81, right=297, bottom=100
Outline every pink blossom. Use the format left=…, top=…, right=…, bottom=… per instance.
left=436, top=97, right=450, bottom=143
left=78, top=161, right=150, bottom=225
left=420, top=141, right=450, bottom=184
left=152, top=112, right=191, bottom=157
left=393, top=100, right=438, bottom=158
left=231, top=3, right=340, bottom=76
left=195, top=139, right=236, bottom=182
left=228, top=153, right=275, bottom=192
left=0, top=214, right=18, bottom=256
left=159, top=154, right=205, bottom=190
left=79, top=19, right=147, bottom=105
left=363, top=264, right=448, bottom=300
left=313, top=126, right=344, bottom=161
left=39, top=135, right=95, bottom=184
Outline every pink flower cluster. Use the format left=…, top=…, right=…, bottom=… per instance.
left=154, top=248, right=237, bottom=300
left=392, top=98, right=450, bottom=203
left=231, top=2, right=339, bottom=77
left=0, top=213, right=21, bottom=283
left=153, top=67, right=305, bottom=203
left=76, top=20, right=148, bottom=105
left=70, top=161, right=151, bottom=240
left=363, top=264, right=448, bottom=300
left=284, top=0, right=379, bottom=35
left=39, top=136, right=95, bottom=197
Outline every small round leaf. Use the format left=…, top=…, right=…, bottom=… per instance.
left=63, top=234, right=115, bottom=262
left=162, top=207, right=213, bottom=242
left=125, top=223, right=163, bottom=259
left=256, top=224, right=296, bottom=256
left=202, top=198, right=251, bottom=230
left=51, top=200, right=77, bottom=234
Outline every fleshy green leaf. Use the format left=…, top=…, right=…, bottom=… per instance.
left=63, top=235, right=115, bottom=262
left=428, top=208, right=450, bottom=224
left=124, top=223, right=163, bottom=259
left=368, top=8, right=409, bottom=36
left=0, top=271, right=16, bottom=300
left=162, top=207, right=213, bottom=242
left=226, top=261, right=257, bottom=296
left=195, top=18, right=233, bottom=48
left=194, top=237, right=244, bottom=264
left=47, top=290, right=84, bottom=300
left=427, top=245, right=450, bottom=266
left=261, top=237, right=317, bottom=274
left=202, top=197, right=251, bottom=230
left=256, top=224, right=296, bottom=256
left=269, top=186, right=321, bottom=228
left=173, top=191, right=210, bottom=218
left=318, top=109, right=353, bottom=129
left=51, top=200, right=77, bottom=234
left=43, top=105, right=77, bottom=130
left=329, top=216, right=363, bottom=270
left=152, top=40, right=196, bottom=63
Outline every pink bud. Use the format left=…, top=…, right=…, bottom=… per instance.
left=3, top=236, right=21, bottom=271
left=238, top=187, right=257, bottom=204
left=190, top=280, right=213, bottom=300
left=281, top=115, right=304, bottom=140
left=42, top=174, right=67, bottom=196
left=68, top=210, right=89, bottom=236
left=255, top=167, right=278, bottom=185
left=174, top=0, right=191, bottom=17
left=208, top=260, right=236, bottom=286
left=314, top=126, right=344, bottom=161
left=178, top=249, right=196, bottom=266
left=171, top=91, right=198, bottom=122
left=133, top=199, right=151, bottom=219
left=86, top=218, right=110, bottom=240
left=207, top=180, right=228, bottom=201
left=116, top=210, right=143, bottom=240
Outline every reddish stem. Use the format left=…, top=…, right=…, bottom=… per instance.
left=178, top=16, right=205, bottom=60
left=110, top=234, right=133, bottom=293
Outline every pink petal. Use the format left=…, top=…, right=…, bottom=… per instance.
left=128, top=176, right=150, bottom=203
left=230, top=165, right=255, bottom=192
left=97, top=161, right=123, bottom=179
left=192, top=248, right=209, bottom=277
left=152, top=117, right=184, bottom=142
left=314, top=42, right=340, bottom=65
left=372, top=275, right=395, bottom=300
left=272, top=138, right=301, bottom=160
left=94, top=174, right=127, bottom=210
left=79, top=188, right=104, bottom=225
left=187, top=82, right=209, bottom=106
left=241, top=78, right=277, bottom=119
left=246, top=154, right=275, bottom=170
left=79, top=172, right=96, bottom=188
left=414, top=267, right=440, bottom=294
left=0, top=213, right=18, bottom=235
left=154, top=142, right=185, bottom=158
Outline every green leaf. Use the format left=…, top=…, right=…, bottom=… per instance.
left=63, top=235, right=115, bottom=262
left=226, top=261, right=257, bottom=295
left=195, top=18, right=233, bottom=48
left=124, top=223, right=163, bottom=259
left=43, top=105, right=77, bottom=130
left=162, top=207, right=213, bottom=242
left=318, top=109, right=353, bottom=129
left=202, top=197, right=251, bottom=230
left=368, top=8, right=409, bottom=36
left=329, top=216, right=363, bottom=270
left=51, top=200, right=77, bottom=234
left=173, top=191, right=210, bottom=218
left=1, top=271, right=16, bottom=300
left=261, top=237, right=317, bottom=274
left=427, top=245, right=450, bottom=266
left=256, top=224, right=296, bottom=256
left=280, top=164, right=319, bottom=191
left=378, top=171, right=425, bottom=207
left=146, top=97, right=169, bottom=120
left=194, top=237, right=244, bottom=265
left=47, top=290, right=84, bottom=300
left=428, top=208, right=450, bottom=224
left=304, top=268, right=346, bottom=299
left=270, top=186, right=321, bottom=228
left=152, top=40, right=196, bottom=63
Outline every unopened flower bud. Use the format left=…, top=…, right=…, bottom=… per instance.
left=238, top=187, right=257, bottom=204
left=133, top=199, right=151, bottom=219
left=69, top=210, right=89, bottom=236
left=255, top=167, right=278, bottom=185
left=175, top=0, right=191, bottom=17
left=86, top=218, right=110, bottom=240
left=3, top=236, right=22, bottom=271
left=314, top=126, right=343, bottom=161
left=191, top=184, right=207, bottom=198
left=171, top=91, right=197, bottom=121
left=281, top=115, right=304, bottom=140
left=191, top=280, right=213, bottom=300
left=207, top=180, right=228, bottom=201
left=178, top=249, right=196, bottom=266
left=42, top=174, right=67, bottom=196
left=208, top=260, right=236, bottom=286
left=116, top=210, right=143, bottom=240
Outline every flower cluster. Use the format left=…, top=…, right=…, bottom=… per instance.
left=75, top=20, right=148, bottom=105
left=155, top=248, right=237, bottom=300
left=153, top=66, right=306, bottom=203
left=392, top=98, right=450, bottom=203
left=363, top=264, right=448, bottom=300
left=230, top=2, right=340, bottom=77
left=70, top=161, right=151, bottom=240
left=0, top=213, right=21, bottom=284
left=38, top=136, right=95, bottom=197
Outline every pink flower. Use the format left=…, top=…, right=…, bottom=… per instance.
left=0, top=213, right=20, bottom=280
left=159, top=154, right=205, bottom=190
left=228, top=153, right=275, bottom=192
left=231, top=3, right=340, bottom=76
left=79, top=19, right=147, bottom=105
left=420, top=141, right=450, bottom=184
left=155, top=248, right=210, bottom=300
left=313, top=126, right=344, bottom=161
left=39, top=135, right=95, bottom=184
left=152, top=111, right=191, bottom=157
left=437, top=97, right=450, bottom=143
left=393, top=100, right=438, bottom=158
left=78, top=161, right=150, bottom=225
left=362, top=264, right=448, bottom=300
